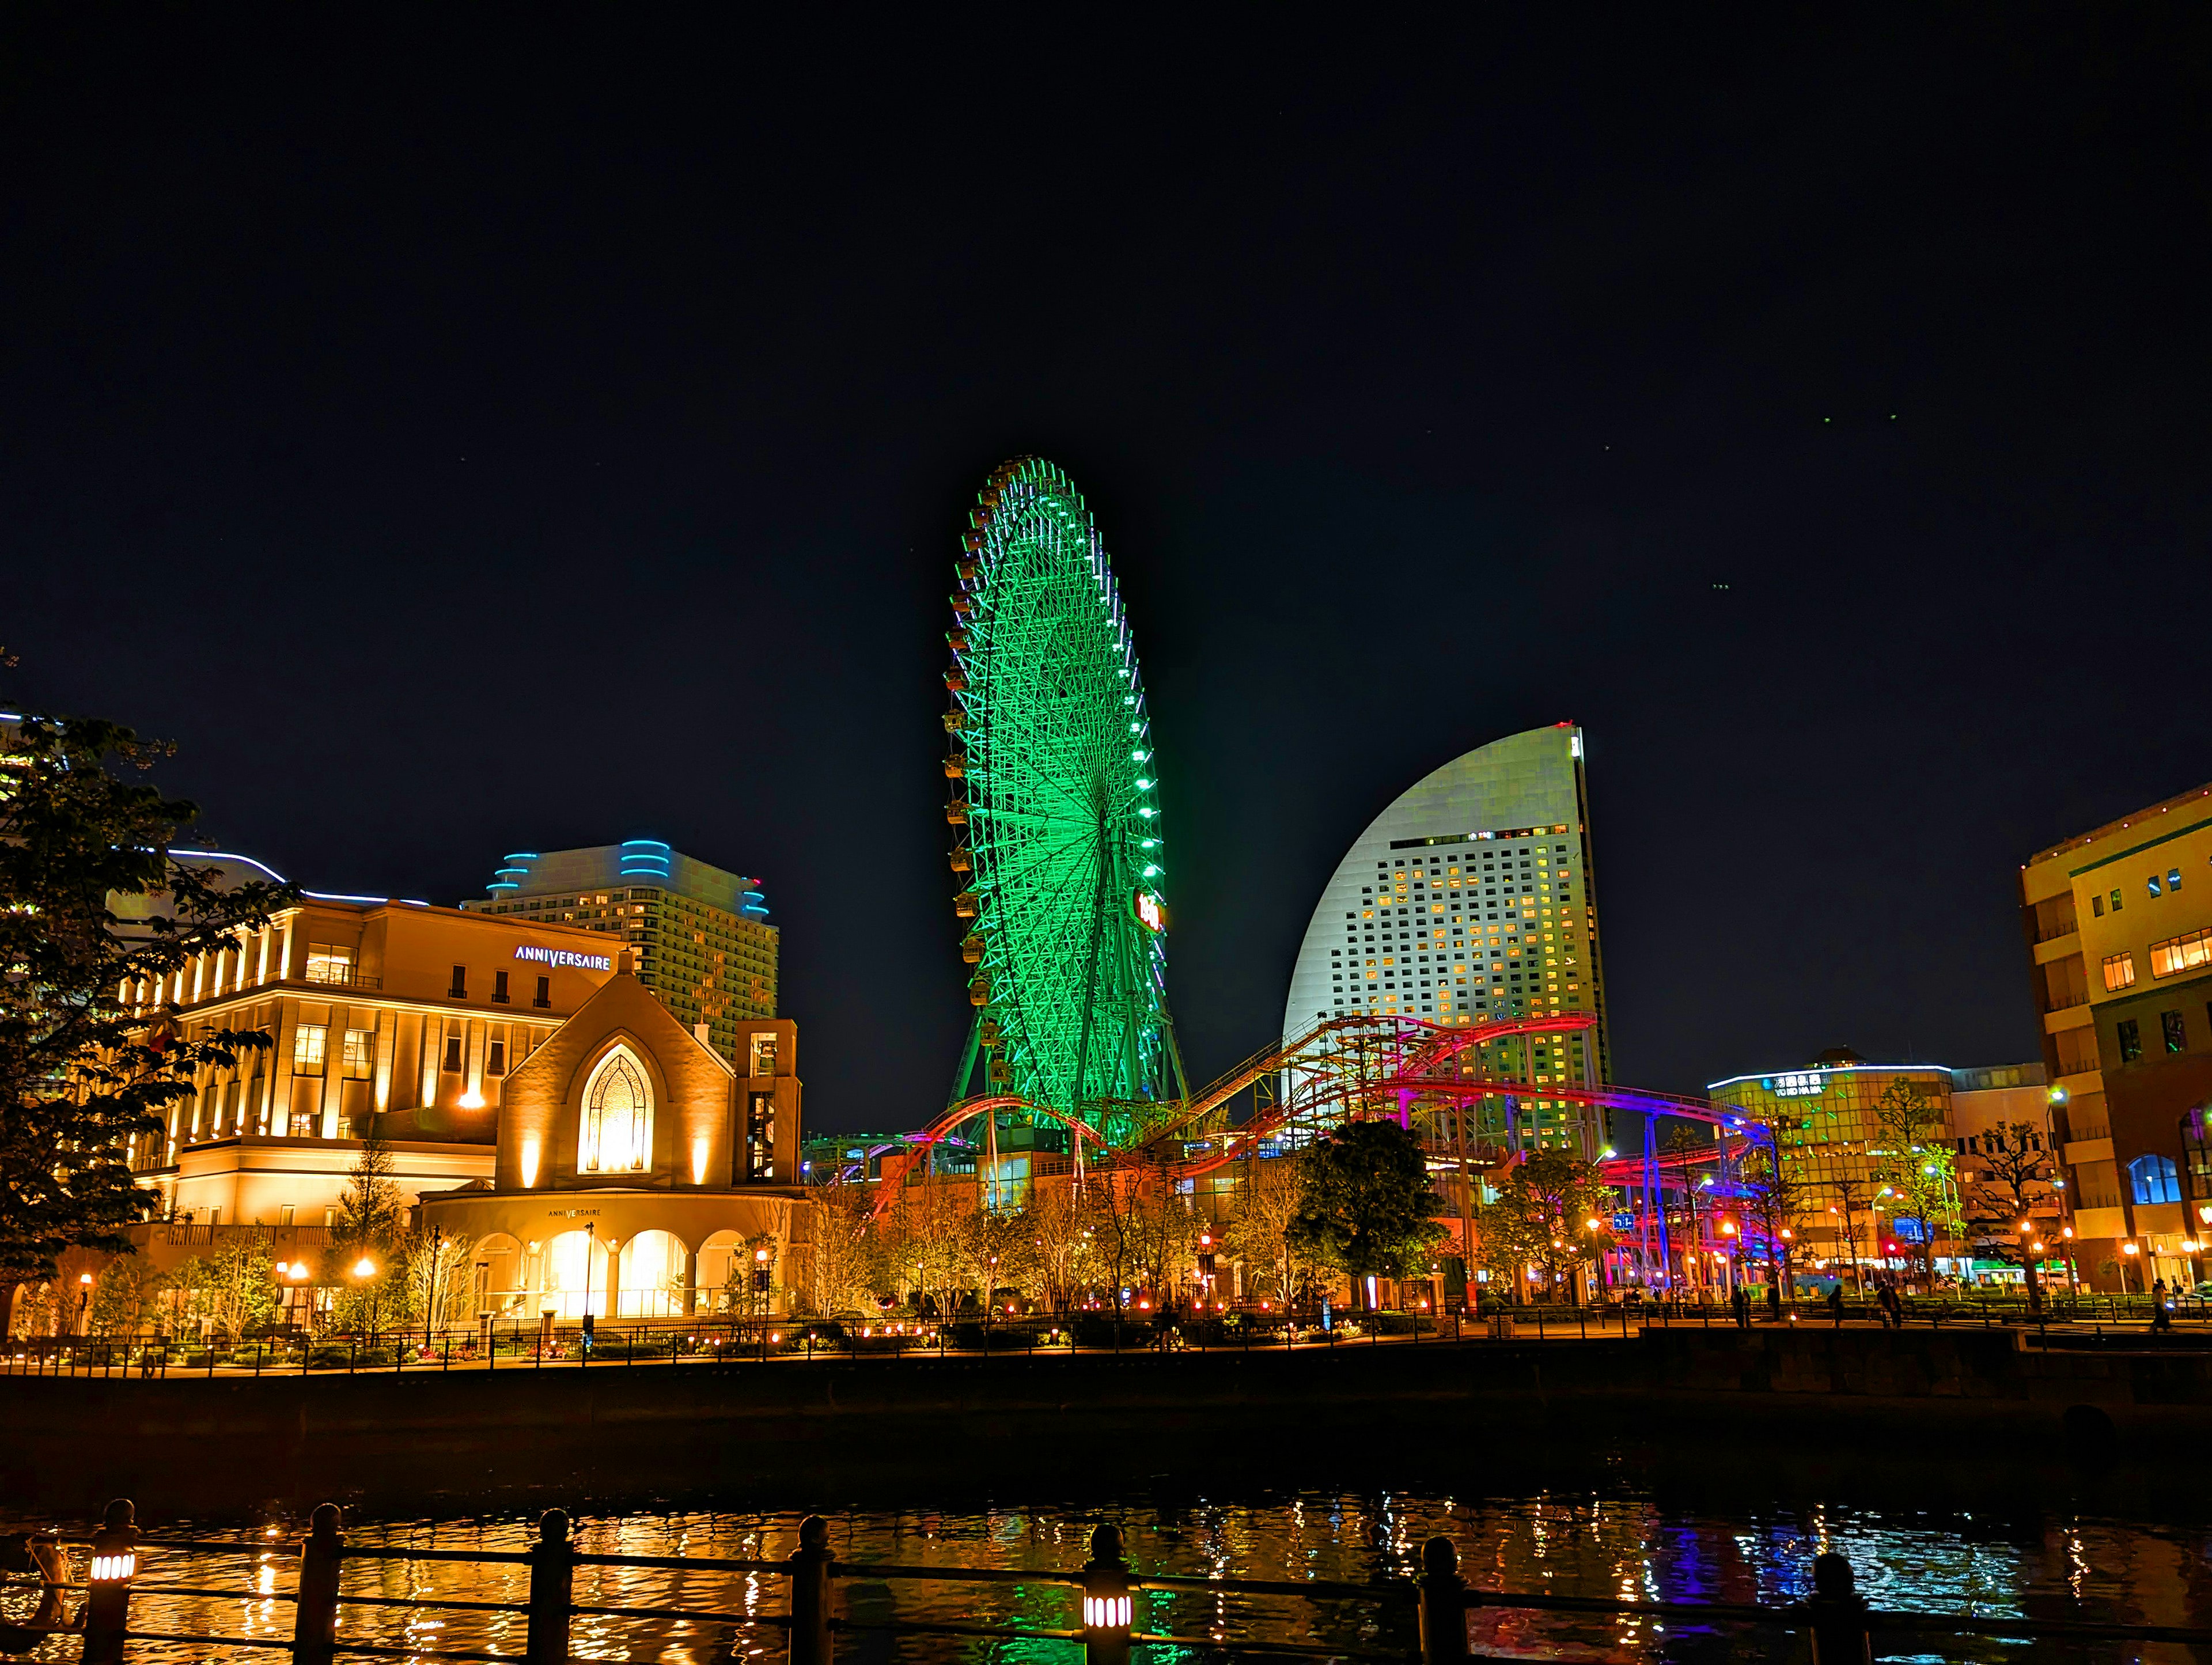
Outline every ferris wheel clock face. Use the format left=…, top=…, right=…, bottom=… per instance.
left=944, top=458, right=1172, bottom=1134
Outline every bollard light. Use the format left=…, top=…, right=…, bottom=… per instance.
left=82, top=1498, right=140, bottom=1665
left=1080, top=1523, right=1134, bottom=1665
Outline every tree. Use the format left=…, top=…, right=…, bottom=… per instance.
left=89, top=1253, right=168, bottom=1337
left=172, top=1235, right=279, bottom=1340
left=1966, top=1120, right=2059, bottom=1310
left=1288, top=1119, right=1446, bottom=1298
left=331, top=1136, right=406, bottom=1253
left=1740, top=1133, right=1810, bottom=1299
left=1870, top=1079, right=1960, bottom=1287
left=0, top=714, right=291, bottom=1326
left=400, top=1228, right=477, bottom=1341
left=1475, top=1150, right=1611, bottom=1303
left=1224, top=1155, right=1303, bottom=1307
left=801, top=1177, right=880, bottom=1317
left=1023, top=1179, right=1097, bottom=1314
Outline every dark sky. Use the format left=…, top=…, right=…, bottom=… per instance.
left=6, top=13, right=2209, bottom=1128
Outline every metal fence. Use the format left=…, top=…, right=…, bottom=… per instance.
left=10, top=1500, right=2210, bottom=1664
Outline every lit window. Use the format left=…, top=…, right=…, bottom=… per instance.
left=2169, top=868, right=2183, bottom=892
left=580, top=1045, right=653, bottom=1173
left=2102, top=953, right=2137, bottom=992
left=2110, top=888, right=2124, bottom=913
left=293, top=1023, right=327, bottom=1076
left=2128, top=1152, right=2180, bottom=1205
left=2150, top=928, right=2212, bottom=979
left=2148, top=874, right=2163, bottom=898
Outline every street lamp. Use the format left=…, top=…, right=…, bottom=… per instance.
left=2122, top=1239, right=2141, bottom=1296
left=77, top=1271, right=93, bottom=1338
left=353, top=1258, right=378, bottom=1341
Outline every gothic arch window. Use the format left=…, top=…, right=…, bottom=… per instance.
left=579, top=1045, right=653, bottom=1174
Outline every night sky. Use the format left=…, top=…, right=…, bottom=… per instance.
left=6, top=14, right=2209, bottom=1128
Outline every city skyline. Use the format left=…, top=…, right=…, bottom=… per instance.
left=6, top=14, right=2208, bottom=1127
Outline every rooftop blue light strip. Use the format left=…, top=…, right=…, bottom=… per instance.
left=620, top=839, right=672, bottom=851
left=173, top=851, right=291, bottom=885
left=302, top=890, right=392, bottom=904
left=505, top=853, right=539, bottom=862
left=1705, top=1063, right=1959, bottom=1091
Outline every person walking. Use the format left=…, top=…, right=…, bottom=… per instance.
left=1731, top=1284, right=1751, bottom=1330
left=1766, top=1278, right=1783, bottom=1322
left=1827, top=1284, right=1845, bottom=1327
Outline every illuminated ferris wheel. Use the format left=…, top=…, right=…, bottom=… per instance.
left=942, top=458, right=1184, bottom=1141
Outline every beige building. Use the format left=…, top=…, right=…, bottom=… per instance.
left=420, top=960, right=808, bottom=1318
left=1947, top=1063, right=2072, bottom=1286
left=123, top=858, right=621, bottom=1227
left=2022, top=783, right=2212, bottom=1291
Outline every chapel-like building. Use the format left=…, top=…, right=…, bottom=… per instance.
left=421, top=953, right=810, bottom=1318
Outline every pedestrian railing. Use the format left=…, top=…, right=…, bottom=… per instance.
left=10, top=1296, right=2209, bottom=1379
left=10, top=1500, right=2212, bottom=1664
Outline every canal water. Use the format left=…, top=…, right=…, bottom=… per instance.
left=7, top=1472, right=2211, bottom=1665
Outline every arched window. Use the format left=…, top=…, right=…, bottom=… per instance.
left=579, top=1046, right=653, bottom=1174
left=2127, top=1152, right=2180, bottom=1207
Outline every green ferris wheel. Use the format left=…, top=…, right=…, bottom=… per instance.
left=944, top=457, right=1185, bottom=1143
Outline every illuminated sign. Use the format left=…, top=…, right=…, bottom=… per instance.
left=1132, top=890, right=1167, bottom=934
left=513, top=945, right=613, bottom=972
left=1769, top=1071, right=1824, bottom=1098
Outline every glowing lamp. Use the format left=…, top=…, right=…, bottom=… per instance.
left=459, top=1090, right=485, bottom=1109
left=521, top=1137, right=541, bottom=1189
left=79, top=1272, right=93, bottom=1285
left=2123, top=1242, right=2140, bottom=1256
left=353, top=1258, right=376, bottom=1280
left=1080, top=1523, right=1134, bottom=1665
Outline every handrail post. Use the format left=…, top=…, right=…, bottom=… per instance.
left=81, top=1498, right=139, bottom=1665
left=1418, top=1535, right=1468, bottom=1665
left=1079, top=1524, right=1133, bottom=1665
left=291, top=1503, right=344, bottom=1664
left=786, top=1514, right=832, bottom=1665
left=1806, top=1552, right=1872, bottom=1664
left=525, top=1508, right=574, bottom=1665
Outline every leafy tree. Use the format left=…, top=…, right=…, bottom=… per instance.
left=1022, top=1181, right=1098, bottom=1313
left=89, top=1253, right=168, bottom=1337
left=1966, top=1120, right=2059, bottom=1310
left=1476, top=1150, right=1611, bottom=1303
left=400, top=1228, right=478, bottom=1340
left=1870, top=1079, right=1960, bottom=1286
left=801, top=1176, right=880, bottom=1317
left=172, top=1235, right=279, bottom=1338
left=1224, top=1155, right=1304, bottom=1306
left=1740, top=1132, right=1810, bottom=1297
left=1288, top=1119, right=1446, bottom=1292
left=0, top=714, right=291, bottom=1327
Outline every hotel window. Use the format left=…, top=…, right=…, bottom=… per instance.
left=2148, top=874, right=2163, bottom=898
left=2102, top=953, right=2137, bottom=992
left=2171, top=868, right=2185, bottom=892
left=2090, top=893, right=2104, bottom=916
left=2110, top=888, right=2124, bottom=913
left=579, top=1045, right=652, bottom=1173
left=304, top=943, right=353, bottom=986
left=293, top=1023, right=327, bottom=1076
left=2162, top=1010, right=2187, bottom=1054
left=341, top=1029, right=375, bottom=1078
left=2118, top=1018, right=2142, bottom=1063
left=449, top=965, right=468, bottom=998
left=486, top=1039, right=507, bottom=1076
left=494, top=970, right=510, bottom=1004
left=442, top=1033, right=464, bottom=1073
left=534, top=975, right=551, bottom=1008
left=2150, top=928, right=2212, bottom=979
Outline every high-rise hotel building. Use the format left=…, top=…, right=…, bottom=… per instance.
left=1282, top=722, right=1611, bottom=1088
left=461, top=842, right=777, bottom=1061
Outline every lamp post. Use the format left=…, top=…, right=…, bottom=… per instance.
left=353, top=1257, right=378, bottom=1345
left=76, top=1271, right=94, bottom=1338
left=424, top=1226, right=446, bottom=1353
left=2121, top=1239, right=2141, bottom=1296
left=753, top=1243, right=772, bottom=1321
left=82, top=1498, right=139, bottom=1665
left=581, top=1222, right=597, bottom=1355
left=1078, top=1524, right=1134, bottom=1665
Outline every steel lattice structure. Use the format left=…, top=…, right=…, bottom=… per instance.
left=943, top=458, right=1181, bottom=1143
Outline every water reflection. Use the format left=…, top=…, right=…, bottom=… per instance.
left=7, top=1486, right=2210, bottom=1663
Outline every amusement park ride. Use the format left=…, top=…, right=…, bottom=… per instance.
left=869, top=458, right=1775, bottom=1286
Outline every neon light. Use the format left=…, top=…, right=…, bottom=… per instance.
left=175, top=851, right=291, bottom=884
left=514, top=945, right=614, bottom=971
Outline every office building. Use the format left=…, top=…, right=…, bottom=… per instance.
left=1709, top=1053, right=1957, bottom=1281
left=2022, top=782, right=2212, bottom=1292
left=1948, top=1062, right=2072, bottom=1285
left=1281, top=723, right=1609, bottom=1153
left=461, top=841, right=777, bottom=1061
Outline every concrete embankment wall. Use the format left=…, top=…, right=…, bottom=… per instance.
left=2, top=1329, right=2205, bottom=1515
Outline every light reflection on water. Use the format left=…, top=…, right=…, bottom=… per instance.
left=8, top=1488, right=2210, bottom=1664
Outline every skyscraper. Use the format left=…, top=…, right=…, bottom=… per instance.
left=462, top=841, right=777, bottom=1060
left=1282, top=722, right=1609, bottom=1076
